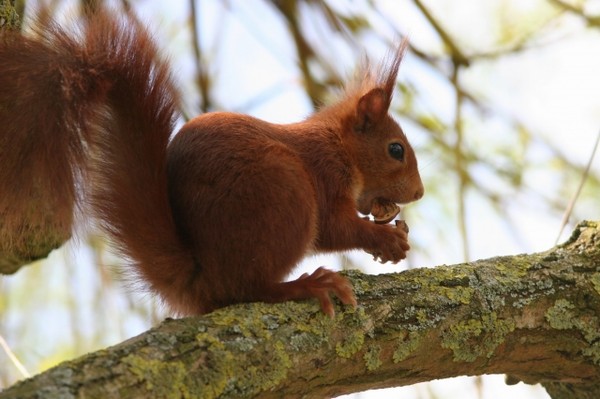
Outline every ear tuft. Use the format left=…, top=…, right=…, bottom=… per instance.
left=356, top=88, right=388, bottom=131
left=380, top=38, right=409, bottom=101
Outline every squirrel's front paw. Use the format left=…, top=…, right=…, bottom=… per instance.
left=365, top=220, right=410, bottom=263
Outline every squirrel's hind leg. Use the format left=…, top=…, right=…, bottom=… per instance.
left=262, top=267, right=357, bottom=317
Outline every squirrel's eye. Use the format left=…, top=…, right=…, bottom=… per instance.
left=388, top=143, right=404, bottom=161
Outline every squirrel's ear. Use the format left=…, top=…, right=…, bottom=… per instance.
left=355, top=88, right=389, bottom=132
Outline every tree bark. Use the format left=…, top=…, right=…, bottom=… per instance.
left=1, top=220, right=599, bottom=398
left=0, top=0, right=19, bottom=30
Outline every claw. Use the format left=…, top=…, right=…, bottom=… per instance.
left=286, top=267, right=357, bottom=317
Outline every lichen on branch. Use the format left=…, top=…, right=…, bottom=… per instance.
left=1, top=221, right=599, bottom=399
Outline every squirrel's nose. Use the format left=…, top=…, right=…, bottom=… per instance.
left=413, top=185, right=424, bottom=200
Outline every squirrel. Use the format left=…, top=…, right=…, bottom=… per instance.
left=0, top=6, right=423, bottom=317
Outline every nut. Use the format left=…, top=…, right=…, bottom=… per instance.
left=371, top=199, right=401, bottom=224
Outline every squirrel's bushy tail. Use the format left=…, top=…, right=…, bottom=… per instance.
left=0, top=9, right=90, bottom=265
left=1, top=7, right=198, bottom=313
left=83, top=9, right=198, bottom=313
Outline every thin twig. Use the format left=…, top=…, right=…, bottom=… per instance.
left=0, top=334, right=30, bottom=379
left=555, top=128, right=600, bottom=244
left=190, top=0, right=212, bottom=113
left=451, top=64, right=470, bottom=261
left=412, top=0, right=469, bottom=66
left=548, top=0, right=600, bottom=26
left=271, top=0, right=324, bottom=108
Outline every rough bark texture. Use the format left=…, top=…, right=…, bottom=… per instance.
left=0, top=0, right=19, bottom=30
left=0, top=221, right=599, bottom=398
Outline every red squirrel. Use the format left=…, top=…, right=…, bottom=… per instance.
left=0, top=7, right=423, bottom=317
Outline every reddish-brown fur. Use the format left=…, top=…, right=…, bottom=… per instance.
left=0, top=9, right=94, bottom=261
left=0, top=7, right=423, bottom=316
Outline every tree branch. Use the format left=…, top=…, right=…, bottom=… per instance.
left=2, top=221, right=599, bottom=398
left=0, top=0, right=19, bottom=30
left=548, top=0, right=600, bottom=27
